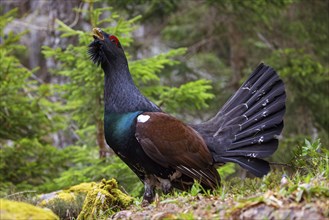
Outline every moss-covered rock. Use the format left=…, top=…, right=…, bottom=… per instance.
left=37, top=179, right=133, bottom=219
left=0, top=199, right=59, bottom=220
left=67, top=182, right=97, bottom=194
left=38, top=182, right=96, bottom=219
left=38, top=182, right=96, bottom=206
left=77, top=178, right=133, bottom=219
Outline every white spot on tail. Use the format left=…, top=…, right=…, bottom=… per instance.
left=137, top=114, right=150, bottom=123
left=258, top=136, right=264, bottom=143
left=262, top=99, right=269, bottom=107
left=247, top=153, right=258, bottom=158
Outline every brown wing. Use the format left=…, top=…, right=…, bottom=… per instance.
left=135, top=112, right=220, bottom=188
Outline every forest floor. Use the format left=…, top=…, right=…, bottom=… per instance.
left=113, top=195, right=327, bottom=220
left=2, top=169, right=329, bottom=220
left=2, top=141, right=328, bottom=220
left=112, top=174, right=329, bottom=220
left=109, top=141, right=329, bottom=220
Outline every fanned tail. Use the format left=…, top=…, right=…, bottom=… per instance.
left=192, top=63, right=286, bottom=177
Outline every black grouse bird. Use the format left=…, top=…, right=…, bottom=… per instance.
left=88, top=28, right=286, bottom=205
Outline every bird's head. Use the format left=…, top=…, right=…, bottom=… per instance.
left=88, top=28, right=125, bottom=66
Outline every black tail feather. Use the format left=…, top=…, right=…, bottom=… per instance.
left=214, top=156, right=270, bottom=177
left=219, top=64, right=275, bottom=114
left=229, top=123, right=283, bottom=152
left=192, top=63, right=286, bottom=177
left=222, top=140, right=279, bottom=157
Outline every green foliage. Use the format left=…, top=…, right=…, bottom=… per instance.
left=105, top=0, right=179, bottom=21
left=130, top=47, right=215, bottom=113
left=292, top=139, right=329, bottom=177
left=189, top=181, right=203, bottom=197
left=268, top=49, right=329, bottom=140
left=130, top=48, right=186, bottom=84
left=270, top=48, right=329, bottom=158
left=162, top=0, right=291, bottom=46
left=0, top=9, right=25, bottom=50
left=0, top=139, right=70, bottom=193
left=0, top=9, right=63, bottom=140
left=271, top=135, right=305, bottom=163
left=41, top=149, right=143, bottom=197
left=0, top=141, right=142, bottom=197
left=217, top=163, right=236, bottom=180
left=159, top=79, right=214, bottom=113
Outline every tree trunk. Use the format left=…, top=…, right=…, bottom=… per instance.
left=227, top=21, right=247, bottom=90
left=96, top=119, right=107, bottom=158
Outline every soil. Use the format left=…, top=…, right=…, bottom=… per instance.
left=111, top=193, right=328, bottom=220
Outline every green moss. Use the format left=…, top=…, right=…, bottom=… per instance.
left=0, top=199, right=59, bottom=220
left=39, top=192, right=74, bottom=207
left=38, top=183, right=96, bottom=219
left=67, top=182, right=96, bottom=194
left=77, top=178, right=133, bottom=219
left=38, top=182, right=96, bottom=206
left=36, top=179, right=132, bottom=219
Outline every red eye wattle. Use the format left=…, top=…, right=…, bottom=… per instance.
left=109, top=35, right=121, bottom=48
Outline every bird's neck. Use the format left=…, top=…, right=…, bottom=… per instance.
left=102, top=60, right=159, bottom=114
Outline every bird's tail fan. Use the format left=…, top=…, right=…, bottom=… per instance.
left=192, top=63, right=286, bottom=177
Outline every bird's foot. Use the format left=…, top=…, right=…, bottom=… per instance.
left=141, top=199, right=151, bottom=207
left=142, top=181, right=155, bottom=206
left=141, top=192, right=154, bottom=207
left=159, top=178, right=172, bottom=195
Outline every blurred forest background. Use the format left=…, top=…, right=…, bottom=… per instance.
left=1, top=0, right=328, bottom=198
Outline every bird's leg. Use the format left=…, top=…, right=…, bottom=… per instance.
left=142, top=176, right=156, bottom=206
left=158, top=170, right=181, bottom=194
left=157, top=178, right=172, bottom=194
left=142, top=183, right=155, bottom=204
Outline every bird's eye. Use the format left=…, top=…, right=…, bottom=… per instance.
left=109, top=35, right=121, bottom=48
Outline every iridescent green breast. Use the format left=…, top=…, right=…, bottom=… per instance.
left=104, top=111, right=143, bottom=150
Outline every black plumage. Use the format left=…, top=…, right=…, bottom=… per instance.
left=88, top=28, right=286, bottom=205
left=192, top=64, right=286, bottom=177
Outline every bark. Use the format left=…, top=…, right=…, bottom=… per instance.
left=96, top=119, right=107, bottom=159
left=227, top=20, right=247, bottom=90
